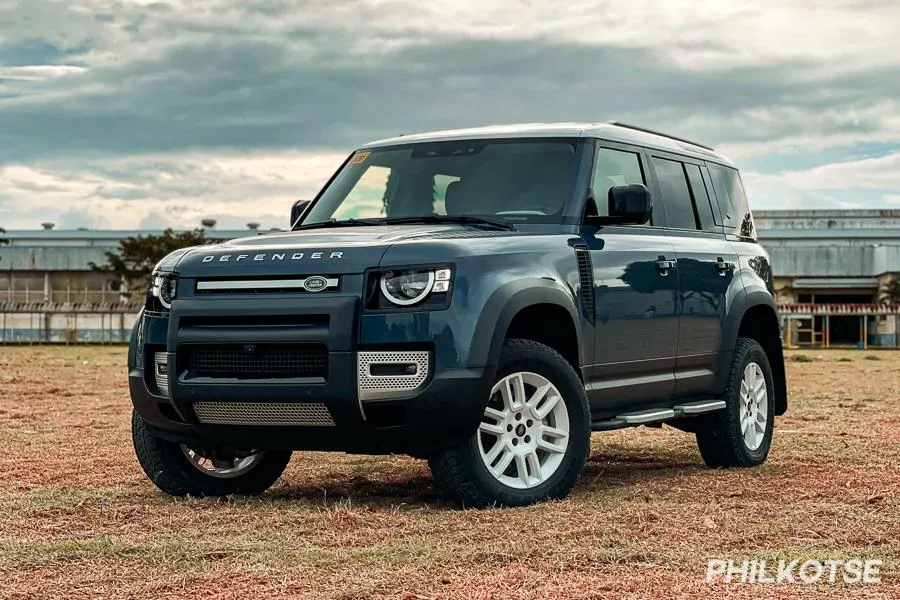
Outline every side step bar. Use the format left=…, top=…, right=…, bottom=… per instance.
left=674, top=400, right=726, bottom=415
left=591, top=400, right=726, bottom=431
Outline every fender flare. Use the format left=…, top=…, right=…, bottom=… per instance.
left=722, top=290, right=777, bottom=353
left=468, top=278, right=581, bottom=378
left=722, top=289, right=787, bottom=415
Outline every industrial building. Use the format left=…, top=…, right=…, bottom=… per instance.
left=756, top=210, right=900, bottom=348
left=0, top=222, right=260, bottom=342
left=1, top=210, right=899, bottom=346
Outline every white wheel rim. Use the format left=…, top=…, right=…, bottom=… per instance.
left=477, top=371, right=570, bottom=490
left=180, top=446, right=264, bottom=479
left=739, top=362, right=768, bottom=451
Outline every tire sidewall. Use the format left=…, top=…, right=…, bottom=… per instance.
left=464, top=342, right=590, bottom=504
left=132, top=411, right=291, bottom=497
left=730, top=341, right=776, bottom=463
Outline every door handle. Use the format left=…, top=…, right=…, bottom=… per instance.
left=717, top=257, right=735, bottom=276
left=655, top=256, right=677, bottom=276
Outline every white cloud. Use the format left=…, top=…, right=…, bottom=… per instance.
left=0, top=150, right=345, bottom=229
left=0, top=65, right=87, bottom=81
left=2, top=0, right=900, bottom=228
left=750, top=153, right=900, bottom=191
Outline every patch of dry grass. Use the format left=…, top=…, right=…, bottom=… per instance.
left=0, top=347, right=898, bottom=599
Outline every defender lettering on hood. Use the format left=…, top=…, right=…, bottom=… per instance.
left=202, top=251, right=344, bottom=263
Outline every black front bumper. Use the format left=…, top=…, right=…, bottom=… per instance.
left=129, top=295, right=490, bottom=455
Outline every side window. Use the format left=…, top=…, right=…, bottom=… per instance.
left=432, top=174, right=460, bottom=215
left=592, top=148, right=645, bottom=217
left=684, top=164, right=717, bottom=231
left=331, top=166, right=392, bottom=220
left=650, top=157, right=698, bottom=230
left=708, top=164, right=756, bottom=240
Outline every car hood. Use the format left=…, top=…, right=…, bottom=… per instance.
left=173, top=225, right=518, bottom=277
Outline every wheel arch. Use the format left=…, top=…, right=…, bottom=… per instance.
left=728, top=295, right=787, bottom=415
left=470, top=280, right=582, bottom=380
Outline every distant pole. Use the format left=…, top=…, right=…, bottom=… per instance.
left=861, top=316, right=867, bottom=350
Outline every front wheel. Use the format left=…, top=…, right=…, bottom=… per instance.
left=132, top=410, right=292, bottom=497
left=429, top=339, right=590, bottom=507
left=695, top=338, right=775, bottom=468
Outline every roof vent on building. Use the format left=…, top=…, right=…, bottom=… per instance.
left=200, top=218, right=217, bottom=229
left=41, top=222, right=55, bottom=230
left=247, top=222, right=260, bottom=230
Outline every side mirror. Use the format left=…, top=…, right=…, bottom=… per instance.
left=290, top=199, right=312, bottom=228
left=608, top=184, right=652, bottom=225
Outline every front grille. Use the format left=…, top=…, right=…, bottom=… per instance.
left=193, top=401, right=335, bottom=426
left=183, top=343, right=328, bottom=379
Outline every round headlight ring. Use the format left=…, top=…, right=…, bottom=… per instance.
left=380, top=270, right=435, bottom=306
left=153, top=273, right=177, bottom=309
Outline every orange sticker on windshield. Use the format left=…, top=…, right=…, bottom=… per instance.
left=349, top=151, right=370, bottom=165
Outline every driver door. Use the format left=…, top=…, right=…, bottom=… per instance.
left=582, top=143, right=680, bottom=414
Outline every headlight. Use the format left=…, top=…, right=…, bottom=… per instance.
left=151, top=273, right=178, bottom=309
left=379, top=268, right=452, bottom=306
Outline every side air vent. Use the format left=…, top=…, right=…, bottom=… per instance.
left=575, top=248, right=595, bottom=323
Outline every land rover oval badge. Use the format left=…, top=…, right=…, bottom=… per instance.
left=303, top=276, right=329, bottom=292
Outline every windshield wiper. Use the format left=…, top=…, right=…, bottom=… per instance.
left=381, top=215, right=516, bottom=231
left=295, top=218, right=386, bottom=231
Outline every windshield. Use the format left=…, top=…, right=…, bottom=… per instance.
left=302, top=139, right=578, bottom=227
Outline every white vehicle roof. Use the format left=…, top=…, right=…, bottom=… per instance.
left=361, top=121, right=736, bottom=167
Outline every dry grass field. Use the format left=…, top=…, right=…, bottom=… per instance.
left=0, top=346, right=898, bottom=599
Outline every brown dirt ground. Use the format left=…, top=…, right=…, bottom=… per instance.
left=0, top=346, right=898, bottom=599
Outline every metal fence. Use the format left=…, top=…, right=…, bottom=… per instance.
left=3, top=300, right=898, bottom=348
left=0, top=302, right=142, bottom=343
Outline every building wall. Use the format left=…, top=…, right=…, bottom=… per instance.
left=1, top=215, right=899, bottom=345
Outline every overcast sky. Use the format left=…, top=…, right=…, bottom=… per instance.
left=1, top=0, right=899, bottom=230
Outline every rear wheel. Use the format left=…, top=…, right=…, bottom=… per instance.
left=696, top=338, right=775, bottom=468
left=132, top=410, right=292, bottom=496
left=429, top=339, right=590, bottom=507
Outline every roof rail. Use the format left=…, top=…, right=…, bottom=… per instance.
left=607, top=121, right=715, bottom=152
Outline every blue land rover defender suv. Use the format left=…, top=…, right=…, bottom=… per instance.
left=129, top=122, right=787, bottom=507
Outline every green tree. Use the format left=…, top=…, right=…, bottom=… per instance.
left=0, top=227, right=7, bottom=265
left=382, top=170, right=399, bottom=216
left=90, top=229, right=209, bottom=298
left=878, top=277, right=900, bottom=304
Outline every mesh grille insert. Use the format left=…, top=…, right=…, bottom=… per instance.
left=184, top=343, right=328, bottom=379
left=193, top=401, right=335, bottom=426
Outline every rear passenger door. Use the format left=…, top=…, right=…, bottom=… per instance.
left=582, top=143, right=680, bottom=414
left=647, top=155, right=738, bottom=399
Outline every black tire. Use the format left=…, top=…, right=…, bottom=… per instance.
left=132, top=410, right=292, bottom=497
left=428, top=339, right=590, bottom=507
left=696, top=338, right=775, bottom=468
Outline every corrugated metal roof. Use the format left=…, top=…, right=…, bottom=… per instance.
left=2, top=229, right=262, bottom=245
left=1, top=214, right=898, bottom=277
left=0, top=247, right=112, bottom=271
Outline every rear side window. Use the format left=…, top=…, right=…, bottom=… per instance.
left=592, top=148, right=645, bottom=217
left=650, top=157, right=698, bottom=230
left=708, top=164, right=756, bottom=240
left=684, top=164, right=717, bottom=231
